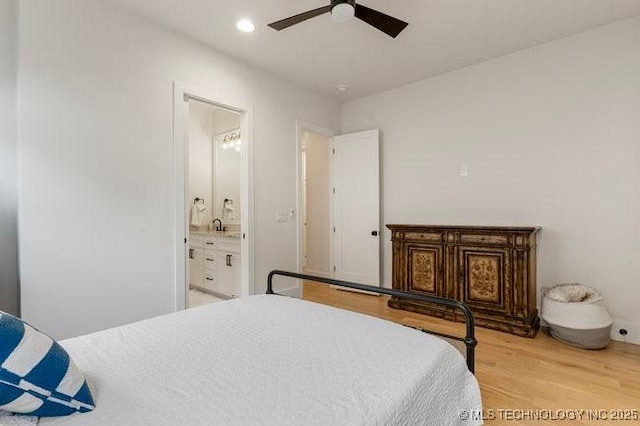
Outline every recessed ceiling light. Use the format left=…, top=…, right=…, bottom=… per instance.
left=236, top=19, right=255, bottom=33
left=337, top=85, right=349, bottom=93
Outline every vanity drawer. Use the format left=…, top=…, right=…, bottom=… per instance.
left=204, top=238, right=216, bottom=247
left=204, top=270, right=216, bottom=290
left=204, top=251, right=217, bottom=269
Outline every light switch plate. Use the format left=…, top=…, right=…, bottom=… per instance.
left=276, top=211, right=288, bottom=223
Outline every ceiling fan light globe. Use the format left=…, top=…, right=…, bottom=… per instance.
left=331, top=3, right=355, bottom=23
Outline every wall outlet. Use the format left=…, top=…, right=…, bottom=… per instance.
left=611, top=321, right=640, bottom=345
left=613, top=322, right=631, bottom=343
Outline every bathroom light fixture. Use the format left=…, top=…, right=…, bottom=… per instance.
left=236, top=19, right=255, bottom=33
left=221, top=131, right=242, bottom=151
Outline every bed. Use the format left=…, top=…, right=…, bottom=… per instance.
left=35, top=271, right=482, bottom=425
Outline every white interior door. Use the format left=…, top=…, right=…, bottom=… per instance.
left=333, top=129, right=380, bottom=286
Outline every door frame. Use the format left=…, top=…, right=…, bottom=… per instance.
left=173, top=81, right=255, bottom=310
left=295, top=120, right=335, bottom=283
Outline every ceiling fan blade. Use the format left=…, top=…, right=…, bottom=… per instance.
left=354, top=4, right=409, bottom=38
left=268, top=6, right=332, bottom=31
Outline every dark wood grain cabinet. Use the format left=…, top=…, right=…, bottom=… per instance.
left=387, top=224, right=541, bottom=337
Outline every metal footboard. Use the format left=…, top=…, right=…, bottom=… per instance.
left=267, top=270, right=477, bottom=374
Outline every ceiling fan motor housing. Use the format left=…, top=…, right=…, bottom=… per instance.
left=331, top=0, right=356, bottom=22
left=331, top=0, right=356, bottom=8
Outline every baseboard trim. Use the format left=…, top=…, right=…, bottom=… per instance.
left=611, top=320, right=640, bottom=345
left=302, top=270, right=380, bottom=295
left=332, top=285, right=380, bottom=296
left=189, top=285, right=230, bottom=300
left=302, top=269, right=332, bottom=278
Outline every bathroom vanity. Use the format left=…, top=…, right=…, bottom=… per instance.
left=189, top=231, right=242, bottom=299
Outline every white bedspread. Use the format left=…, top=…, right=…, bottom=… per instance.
left=40, top=295, right=482, bottom=425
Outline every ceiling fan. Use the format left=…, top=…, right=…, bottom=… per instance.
left=268, top=0, right=409, bottom=39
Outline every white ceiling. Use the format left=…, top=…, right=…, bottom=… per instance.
left=112, top=0, right=640, bottom=102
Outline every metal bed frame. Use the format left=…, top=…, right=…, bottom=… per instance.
left=267, top=270, right=478, bottom=374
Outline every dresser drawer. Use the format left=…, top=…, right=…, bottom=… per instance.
left=459, top=233, right=509, bottom=246
left=402, top=232, right=443, bottom=243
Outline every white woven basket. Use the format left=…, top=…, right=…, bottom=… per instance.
left=541, top=284, right=612, bottom=349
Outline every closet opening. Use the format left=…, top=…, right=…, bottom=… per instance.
left=296, top=121, right=335, bottom=297
left=296, top=122, right=381, bottom=297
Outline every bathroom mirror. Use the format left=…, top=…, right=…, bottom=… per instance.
left=212, top=127, right=242, bottom=226
left=188, top=100, right=241, bottom=231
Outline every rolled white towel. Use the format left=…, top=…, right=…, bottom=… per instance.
left=223, top=199, right=235, bottom=220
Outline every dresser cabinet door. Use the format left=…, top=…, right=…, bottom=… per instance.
left=406, top=245, right=446, bottom=298
left=458, top=246, right=512, bottom=315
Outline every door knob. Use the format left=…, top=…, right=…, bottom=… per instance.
left=371, top=231, right=378, bottom=236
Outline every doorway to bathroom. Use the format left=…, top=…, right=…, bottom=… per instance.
left=173, top=82, right=254, bottom=311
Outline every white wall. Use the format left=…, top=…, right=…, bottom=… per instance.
left=19, top=0, right=340, bottom=339
left=0, top=0, right=19, bottom=316
left=341, top=17, right=640, bottom=339
left=303, top=132, right=331, bottom=275
left=188, top=101, right=214, bottom=225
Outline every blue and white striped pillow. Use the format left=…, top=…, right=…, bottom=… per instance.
left=0, top=311, right=95, bottom=417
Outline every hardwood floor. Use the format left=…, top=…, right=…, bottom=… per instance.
left=303, top=282, right=640, bottom=425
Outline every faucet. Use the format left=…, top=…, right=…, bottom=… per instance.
left=211, top=218, right=223, bottom=232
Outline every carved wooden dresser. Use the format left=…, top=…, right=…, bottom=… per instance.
left=387, top=224, right=541, bottom=337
